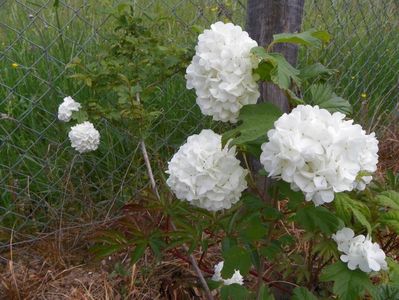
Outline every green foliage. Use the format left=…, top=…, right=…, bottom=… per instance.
left=304, top=84, right=352, bottom=115
left=252, top=47, right=301, bottom=89
left=299, top=63, right=336, bottom=81
left=222, top=103, right=282, bottom=148
left=67, top=4, right=190, bottom=133
left=334, top=193, right=371, bottom=233
left=320, top=261, right=373, bottom=300
left=294, top=205, right=343, bottom=235
left=257, top=284, right=275, bottom=300
left=375, top=190, right=399, bottom=210
left=272, top=29, right=331, bottom=48
left=220, top=284, right=250, bottom=300
left=292, top=287, right=318, bottom=300
left=222, top=245, right=252, bottom=278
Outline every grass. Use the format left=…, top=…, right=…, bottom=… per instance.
left=0, top=0, right=398, bottom=244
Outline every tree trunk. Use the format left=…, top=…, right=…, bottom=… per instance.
left=246, top=3, right=305, bottom=299
left=246, top=0, right=305, bottom=112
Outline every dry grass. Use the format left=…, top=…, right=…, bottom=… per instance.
left=378, top=122, right=399, bottom=174
left=0, top=225, right=214, bottom=300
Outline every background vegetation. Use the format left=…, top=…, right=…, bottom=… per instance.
left=0, top=0, right=398, bottom=273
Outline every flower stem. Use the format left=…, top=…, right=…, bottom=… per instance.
left=136, top=93, right=214, bottom=300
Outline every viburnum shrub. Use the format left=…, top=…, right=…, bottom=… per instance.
left=91, top=14, right=399, bottom=300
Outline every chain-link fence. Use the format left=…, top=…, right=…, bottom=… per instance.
left=0, top=0, right=398, bottom=250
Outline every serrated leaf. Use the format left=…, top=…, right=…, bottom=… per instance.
left=351, top=207, right=372, bottom=233
left=239, top=213, right=267, bottom=242
left=299, top=63, right=336, bottom=81
left=320, top=261, right=373, bottom=300
left=372, top=284, right=399, bottom=300
left=292, top=287, right=318, bottom=300
left=221, top=284, right=250, bottom=300
left=242, top=194, right=266, bottom=211
left=379, top=211, right=399, bottom=234
left=260, top=241, right=281, bottom=260
left=295, top=205, right=343, bottom=235
left=272, top=29, right=330, bottom=48
left=251, top=49, right=301, bottom=89
left=375, top=190, right=399, bottom=210
left=222, top=246, right=252, bottom=277
left=222, top=103, right=282, bottom=146
left=306, top=84, right=352, bottom=115
left=268, top=53, right=301, bottom=90
left=131, top=243, right=147, bottom=264
left=334, top=193, right=371, bottom=224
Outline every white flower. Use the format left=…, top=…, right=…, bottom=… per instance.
left=166, top=129, right=248, bottom=211
left=339, top=235, right=388, bottom=273
left=260, top=105, right=379, bottom=206
left=212, top=261, right=244, bottom=285
left=58, top=96, right=81, bottom=122
left=186, top=22, right=260, bottom=123
left=332, top=227, right=355, bottom=253
left=68, top=121, right=100, bottom=153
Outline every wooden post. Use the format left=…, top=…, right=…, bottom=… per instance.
left=246, top=0, right=305, bottom=112
left=246, top=3, right=305, bottom=299
left=246, top=0, right=305, bottom=198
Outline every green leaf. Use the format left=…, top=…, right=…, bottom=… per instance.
left=258, top=284, right=275, bottom=300
left=251, top=48, right=301, bottom=89
left=311, top=30, right=332, bottom=43
left=292, top=287, right=318, bottom=300
left=320, top=261, right=373, bottom=300
left=299, top=63, right=336, bottom=81
left=222, top=246, right=252, bottom=277
left=239, top=213, right=268, bottom=242
left=206, top=279, right=223, bottom=291
left=71, top=110, right=89, bottom=123
left=306, top=84, right=352, bottom=115
left=372, top=284, right=399, bottom=300
left=334, top=193, right=371, bottom=224
left=276, top=181, right=304, bottom=210
left=221, top=284, right=250, bottom=300
left=90, top=244, right=123, bottom=258
left=379, top=211, right=399, bottom=234
left=222, top=103, right=282, bottom=146
left=272, top=29, right=330, bottom=48
left=351, top=207, right=372, bottom=233
left=260, top=241, right=281, bottom=260
left=131, top=243, right=147, bottom=264
left=242, top=194, right=266, bottom=211
left=388, top=258, right=399, bottom=282
left=295, top=205, right=343, bottom=235
left=375, top=190, right=399, bottom=210
left=273, top=29, right=322, bottom=48
left=268, top=53, right=301, bottom=90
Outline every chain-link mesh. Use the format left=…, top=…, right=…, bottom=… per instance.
left=0, top=0, right=398, bottom=250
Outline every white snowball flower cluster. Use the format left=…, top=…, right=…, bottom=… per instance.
left=260, top=105, right=378, bottom=206
left=166, top=129, right=248, bottom=211
left=212, top=261, right=244, bottom=286
left=58, top=96, right=81, bottom=122
left=333, top=227, right=387, bottom=273
left=68, top=121, right=100, bottom=153
left=186, top=22, right=260, bottom=123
